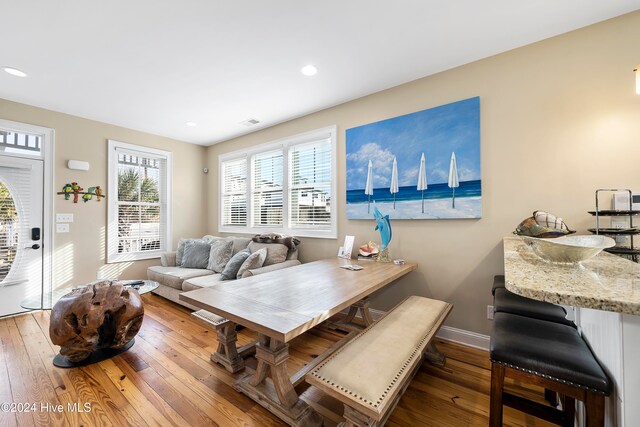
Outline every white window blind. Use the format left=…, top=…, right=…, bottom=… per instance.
left=218, top=126, right=336, bottom=238
left=251, top=150, right=283, bottom=227
left=221, top=158, right=247, bottom=226
left=108, top=140, right=172, bottom=263
left=289, top=138, right=332, bottom=229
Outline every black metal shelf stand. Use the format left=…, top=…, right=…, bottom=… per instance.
left=588, top=189, right=640, bottom=263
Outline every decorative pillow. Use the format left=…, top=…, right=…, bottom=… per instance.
left=237, top=248, right=267, bottom=279
left=207, top=239, right=233, bottom=272
left=176, top=238, right=202, bottom=266
left=220, top=249, right=251, bottom=280
left=247, top=242, right=288, bottom=266
left=180, top=240, right=211, bottom=269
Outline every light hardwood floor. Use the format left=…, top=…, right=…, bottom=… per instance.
left=0, top=294, right=556, bottom=427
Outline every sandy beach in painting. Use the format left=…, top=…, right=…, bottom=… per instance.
left=346, top=196, right=482, bottom=220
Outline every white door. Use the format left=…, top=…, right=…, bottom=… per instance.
left=0, top=156, right=43, bottom=316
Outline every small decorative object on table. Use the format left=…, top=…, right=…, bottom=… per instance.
left=373, top=204, right=392, bottom=262
left=514, top=210, right=574, bottom=238
left=49, top=280, right=144, bottom=367
left=358, top=241, right=379, bottom=261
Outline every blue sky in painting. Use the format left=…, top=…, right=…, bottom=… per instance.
left=346, top=97, right=480, bottom=190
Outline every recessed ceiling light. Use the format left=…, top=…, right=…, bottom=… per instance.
left=185, top=121, right=197, bottom=127
left=2, top=67, right=27, bottom=78
left=300, top=65, right=318, bottom=76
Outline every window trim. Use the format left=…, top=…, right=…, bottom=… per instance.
left=107, top=140, right=172, bottom=263
left=219, top=126, right=337, bottom=239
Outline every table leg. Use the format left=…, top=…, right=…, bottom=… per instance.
left=234, top=334, right=323, bottom=427
left=329, top=297, right=374, bottom=332
left=210, top=322, right=256, bottom=373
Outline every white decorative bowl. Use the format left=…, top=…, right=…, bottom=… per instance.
left=520, top=235, right=616, bottom=264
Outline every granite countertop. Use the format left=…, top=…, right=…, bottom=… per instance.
left=503, top=236, right=640, bottom=315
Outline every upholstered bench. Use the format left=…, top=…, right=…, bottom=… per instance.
left=490, top=312, right=611, bottom=426
left=306, top=296, right=452, bottom=427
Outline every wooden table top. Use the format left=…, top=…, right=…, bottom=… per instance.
left=180, top=258, right=417, bottom=342
left=504, top=236, right=640, bottom=315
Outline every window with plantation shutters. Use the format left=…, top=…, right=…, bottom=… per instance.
left=219, top=126, right=336, bottom=238
left=221, top=158, right=247, bottom=226
left=289, top=138, right=332, bottom=229
left=107, top=140, right=172, bottom=263
left=252, top=150, right=283, bottom=227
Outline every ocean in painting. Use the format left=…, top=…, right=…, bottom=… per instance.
left=346, top=180, right=482, bottom=219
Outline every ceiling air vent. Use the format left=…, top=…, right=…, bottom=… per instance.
left=240, top=118, right=260, bottom=127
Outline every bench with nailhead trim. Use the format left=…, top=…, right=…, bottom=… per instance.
left=306, top=296, right=452, bottom=427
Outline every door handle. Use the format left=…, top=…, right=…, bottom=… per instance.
left=26, top=244, right=40, bottom=250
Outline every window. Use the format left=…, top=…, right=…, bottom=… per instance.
left=219, top=126, right=336, bottom=238
left=107, top=140, right=172, bottom=262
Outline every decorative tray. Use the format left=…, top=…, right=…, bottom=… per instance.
left=587, top=228, right=640, bottom=235
left=588, top=210, right=640, bottom=216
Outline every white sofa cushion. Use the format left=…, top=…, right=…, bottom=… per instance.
left=147, top=265, right=214, bottom=290
left=182, top=274, right=224, bottom=292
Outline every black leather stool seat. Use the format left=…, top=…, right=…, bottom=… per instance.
left=491, top=312, right=611, bottom=394
left=493, top=287, right=575, bottom=327
left=491, top=275, right=505, bottom=295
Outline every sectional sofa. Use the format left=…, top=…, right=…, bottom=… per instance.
left=147, top=235, right=301, bottom=310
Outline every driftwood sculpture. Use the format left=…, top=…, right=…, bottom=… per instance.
left=49, top=280, right=144, bottom=363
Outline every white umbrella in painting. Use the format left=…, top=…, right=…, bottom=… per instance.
left=417, top=152, right=427, bottom=213
left=390, top=156, right=399, bottom=209
left=448, top=152, right=459, bottom=208
left=365, top=160, right=373, bottom=213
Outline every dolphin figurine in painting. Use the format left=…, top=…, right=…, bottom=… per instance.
left=373, top=204, right=392, bottom=250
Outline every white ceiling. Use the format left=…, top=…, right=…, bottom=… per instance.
left=1, top=1, right=639, bottom=146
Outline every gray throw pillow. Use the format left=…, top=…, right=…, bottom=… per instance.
left=207, top=239, right=234, bottom=272
left=181, top=240, right=211, bottom=269
left=176, top=238, right=203, bottom=266
left=237, top=248, right=267, bottom=279
left=220, top=249, right=251, bottom=280
left=247, top=242, right=288, bottom=266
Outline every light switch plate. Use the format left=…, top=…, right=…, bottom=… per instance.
left=56, top=223, right=69, bottom=233
left=56, top=213, right=74, bottom=223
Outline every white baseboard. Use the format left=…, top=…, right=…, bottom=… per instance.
left=436, top=326, right=490, bottom=351
left=341, top=307, right=490, bottom=351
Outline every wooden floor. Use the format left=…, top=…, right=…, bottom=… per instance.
left=0, top=294, right=557, bottom=427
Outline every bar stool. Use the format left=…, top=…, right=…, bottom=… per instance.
left=490, top=312, right=611, bottom=426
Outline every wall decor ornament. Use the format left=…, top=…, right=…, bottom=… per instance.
left=346, top=97, right=481, bottom=219
left=57, top=182, right=105, bottom=203
left=373, top=204, right=392, bottom=262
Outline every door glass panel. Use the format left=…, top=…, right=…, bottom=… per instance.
left=0, top=130, right=42, bottom=157
left=0, top=181, right=18, bottom=281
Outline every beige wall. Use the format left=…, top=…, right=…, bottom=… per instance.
left=0, top=99, right=208, bottom=289
left=206, top=11, right=640, bottom=335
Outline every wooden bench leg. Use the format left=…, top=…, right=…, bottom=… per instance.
left=489, top=363, right=505, bottom=427
left=341, top=405, right=376, bottom=427
left=545, top=388, right=558, bottom=407
left=424, top=341, right=446, bottom=367
left=585, top=392, right=605, bottom=427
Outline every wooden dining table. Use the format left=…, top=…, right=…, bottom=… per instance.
left=180, top=257, right=417, bottom=427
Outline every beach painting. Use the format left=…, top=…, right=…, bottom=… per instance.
left=346, top=96, right=481, bottom=219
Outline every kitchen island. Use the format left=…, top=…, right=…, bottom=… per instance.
left=503, top=236, right=640, bottom=427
